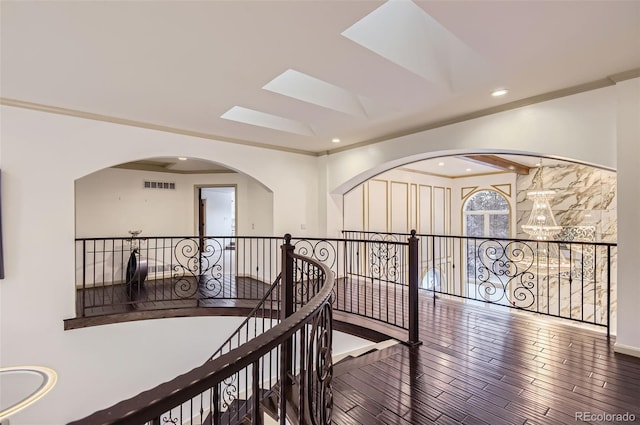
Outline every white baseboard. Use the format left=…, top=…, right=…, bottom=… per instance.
left=614, top=342, right=640, bottom=358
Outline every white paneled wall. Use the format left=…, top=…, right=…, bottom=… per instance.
left=390, top=182, right=409, bottom=233
left=344, top=169, right=454, bottom=235
left=343, top=168, right=517, bottom=238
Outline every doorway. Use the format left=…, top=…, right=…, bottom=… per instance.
left=196, top=186, right=237, bottom=283
left=198, top=186, right=236, bottom=237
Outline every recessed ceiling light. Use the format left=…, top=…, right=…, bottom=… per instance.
left=438, top=162, right=445, bottom=166
left=466, top=168, right=472, bottom=172
left=508, top=165, right=515, bottom=170
left=178, top=157, right=187, bottom=161
left=332, top=138, right=341, bottom=143
left=535, top=162, right=541, bottom=167
left=491, top=88, right=509, bottom=97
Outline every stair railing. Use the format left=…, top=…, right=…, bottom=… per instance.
left=68, top=235, right=334, bottom=425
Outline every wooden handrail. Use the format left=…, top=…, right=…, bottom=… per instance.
left=68, top=255, right=334, bottom=425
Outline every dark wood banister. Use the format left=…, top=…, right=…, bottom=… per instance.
left=208, top=273, right=281, bottom=360
left=68, top=253, right=334, bottom=425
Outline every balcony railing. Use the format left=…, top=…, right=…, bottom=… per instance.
left=69, top=235, right=334, bottom=425
left=69, top=229, right=615, bottom=423
left=74, top=234, right=417, bottom=341
left=75, top=236, right=283, bottom=316
left=343, top=230, right=616, bottom=335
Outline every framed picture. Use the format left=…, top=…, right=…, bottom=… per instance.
left=0, top=169, right=4, bottom=279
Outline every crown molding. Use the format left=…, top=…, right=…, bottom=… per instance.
left=0, top=98, right=318, bottom=157
left=2, top=68, right=638, bottom=158
left=328, top=68, right=640, bottom=155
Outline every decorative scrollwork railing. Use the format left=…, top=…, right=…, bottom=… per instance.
left=73, top=233, right=417, bottom=341
left=343, top=230, right=615, bottom=334
left=69, top=236, right=334, bottom=425
left=74, top=236, right=283, bottom=317
left=291, top=236, right=412, bottom=332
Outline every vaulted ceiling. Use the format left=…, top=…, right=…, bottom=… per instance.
left=1, top=0, right=639, bottom=155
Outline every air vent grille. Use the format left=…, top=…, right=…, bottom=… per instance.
left=143, top=181, right=176, bottom=190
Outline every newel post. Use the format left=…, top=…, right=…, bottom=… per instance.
left=280, top=234, right=295, bottom=422
left=281, top=233, right=295, bottom=320
left=408, top=230, right=422, bottom=346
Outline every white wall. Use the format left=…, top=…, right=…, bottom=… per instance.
left=0, top=105, right=320, bottom=424
left=615, top=78, right=640, bottom=357
left=0, top=78, right=638, bottom=424
left=327, top=86, right=617, bottom=196
left=75, top=168, right=271, bottom=237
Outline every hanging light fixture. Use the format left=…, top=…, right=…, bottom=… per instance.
left=522, top=161, right=562, bottom=240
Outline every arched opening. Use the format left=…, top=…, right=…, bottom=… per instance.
left=75, top=157, right=274, bottom=238
left=73, top=157, right=276, bottom=317
left=341, top=152, right=618, bottom=328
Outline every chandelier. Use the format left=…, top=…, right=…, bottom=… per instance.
left=522, top=163, right=562, bottom=240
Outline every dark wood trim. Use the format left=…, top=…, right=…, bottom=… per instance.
left=64, top=305, right=261, bottom=330
left=464, top=154, right=531, bottom=175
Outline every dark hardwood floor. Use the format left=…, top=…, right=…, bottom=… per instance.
left=332, top=295, right=640, bottom=425
left=72, top=275, right=640, bottom=424
left=75, top=275, right=272, bottom=317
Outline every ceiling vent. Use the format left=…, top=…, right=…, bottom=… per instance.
left=143, top=181, right=176, bottom=190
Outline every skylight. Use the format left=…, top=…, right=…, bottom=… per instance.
left=220, top=106, right=315, bottom=136
left=341, top=0, right=493, bottom=91
left=263, top=69, right=369, bottom=117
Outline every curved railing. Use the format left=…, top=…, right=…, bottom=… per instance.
left=67, top=227, right=615, bottom=423
left=74, top=235, right=283, bottom=318
left=69, top=236, right=334, bottom=425
left=72, top=234, right=416, bottom=342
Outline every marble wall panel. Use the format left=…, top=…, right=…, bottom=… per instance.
left=514, top=163, right=617, bottom=331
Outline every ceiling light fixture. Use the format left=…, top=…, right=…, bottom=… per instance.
left=331, top=138, right=341, bottom=143
left=465, top=168, right=472, bottom=172
left=438, top=162, right=445, bottom=166
left=491, top=88, right=509, bottom=97
left=178, top=157, right=187, bottom=161
left=522, top=160, right=562, bottom=240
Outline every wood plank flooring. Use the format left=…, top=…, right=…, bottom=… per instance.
left=76, top=275, right=271, bottom=317
left=332, top=295, right=640, bottom=425
left=73, top=274, right=640, bottom=424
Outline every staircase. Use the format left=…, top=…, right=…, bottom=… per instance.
left=201, top=340, right=400, bottom=425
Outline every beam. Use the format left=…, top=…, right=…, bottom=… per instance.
left=463, top=154, right=531, bottom=175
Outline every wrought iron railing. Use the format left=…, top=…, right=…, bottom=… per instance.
left=289, top=236, right=413, bottom=334
left=69, top=235, right=334, bottom=425
left=343, top=230, right=616, bottom=335
left=75, top=236, right=282, bottom=316
left=69, top=228, right=616, bottom=423
left=75, top=235, right=417, bottom=341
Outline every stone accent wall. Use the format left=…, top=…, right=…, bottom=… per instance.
left=516, top=163, right=617, bottom=331
left=516, top=164, right=616, bottom=242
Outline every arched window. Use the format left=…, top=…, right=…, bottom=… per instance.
left=463, top=190, right=510, bottom=238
